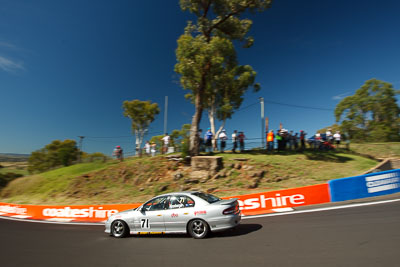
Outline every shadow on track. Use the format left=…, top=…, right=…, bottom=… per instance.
left=124, top=223, right=262, bottom=239
left=210, top=223, right=262, bottom=238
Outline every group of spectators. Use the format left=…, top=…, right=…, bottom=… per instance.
left=113, top=133, right=171, bottom=160
left=112, top=128, right=344, bottom=160
left=199, top=128, right=246, bottom=153
left=144, top=141, right=158, bottom=156
left=267, top=129, right=306, bottom=151
left=144, top=133, right=170, bottom=156
left=266, top=128, right=342, bottom=152
left=311, top=129, right=343, bottom=150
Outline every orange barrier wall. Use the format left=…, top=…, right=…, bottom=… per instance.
left=225, top=184, right=330, bottom=216
left=0, top=183, right=330, bottom=222
left=0, top=203, right=141, bottom=222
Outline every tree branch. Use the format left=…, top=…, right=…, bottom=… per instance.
left=205, top=5, right=248, bottom=42
left=202, top=0, right=211, bottom=18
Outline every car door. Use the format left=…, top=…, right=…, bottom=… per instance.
left=134, top=196, right=168, bottom=233
left=164, top=195, right=195, bottom=232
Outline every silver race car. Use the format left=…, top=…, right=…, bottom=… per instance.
left=105, top=191, right=241, bottom=239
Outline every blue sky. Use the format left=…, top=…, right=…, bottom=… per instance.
left=1, top=0, right=399, bottom=155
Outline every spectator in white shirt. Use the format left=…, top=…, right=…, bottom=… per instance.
left=218, top=130, right=228, bottom=153
left=333, top=131, right=341, bottom=147
left=161, top=133, right=170, bottom=154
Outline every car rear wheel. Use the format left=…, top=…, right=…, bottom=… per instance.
left=188, top=219, right=209, bottom=239
left=111, top=220, right=129, bottom=238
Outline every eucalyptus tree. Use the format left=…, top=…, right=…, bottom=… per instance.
left=335, top=79, right=400, bottom=141
left=175, top=0, right=272, bottom=155
left=207, top=64, right=260, bottom=149
left=122, top=100, right=160, bottom=154
left=28, top=139, right=79, bottom=173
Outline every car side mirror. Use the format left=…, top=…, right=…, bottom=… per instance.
left=139, top=206, right=146, bottom=213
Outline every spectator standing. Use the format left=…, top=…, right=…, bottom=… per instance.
left=238, top=131, right=246, bottom=152
left=288, top=131, right=294, bottom=150
left=300, top=130, right=306, bottom=150
left=218, top=129, right=228, bottom=153
left=204, top=128, right=213, bottom=153
left=144, top=141, right=151, bottom=156
left=333, top=131, right=341, bottom=147
left=276, top=130, right=282, bottom=151
left=293, top=133, right=299, bottom=150
left=232, top=130, right=238, bottom=153
left=267, top=130, right=274, bottom=152
left=161, top=133, right=170, bottom=154
left=326, top=129, right=333, bottom=143
left=315, top=132, right=322, bottom=150
left=113, top=146, right=124, bottom=162
left=150, top=142, right=157, bottom=157
left=281, top=129, right=288, bottom=150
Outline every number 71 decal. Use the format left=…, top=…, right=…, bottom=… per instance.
left=140, top=218, right=150, bottom=229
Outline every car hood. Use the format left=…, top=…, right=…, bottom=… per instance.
left=116, top=208, right=137, bottom=215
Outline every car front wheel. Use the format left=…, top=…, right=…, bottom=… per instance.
left=188, top=219, right=209, bottom=239
left=111, top=220, right=129, bottom=238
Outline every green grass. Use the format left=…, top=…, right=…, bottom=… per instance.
left=350, top=142, right=400, bottom=158
left=207, top=150, right=378, bottom=198
left=1, top=142, right=398, bottom=205
left=0, top=160, right=118, bottom=204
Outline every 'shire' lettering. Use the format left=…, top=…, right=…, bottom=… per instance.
left=238, top=193, right=305, bottom=210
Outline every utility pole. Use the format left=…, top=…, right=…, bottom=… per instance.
left=164, top=96, right=168, bottom=134
left=78, top=136, right=85, bottom=162
left=259, top=97, right=265, bottom=148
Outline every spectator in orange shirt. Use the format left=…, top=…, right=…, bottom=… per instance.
left=267, top=130, right=274, bottom=151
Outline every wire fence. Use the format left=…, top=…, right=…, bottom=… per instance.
left=110, top=138, right=265, bottom=158
left=81, top=99, right=333, bottom=156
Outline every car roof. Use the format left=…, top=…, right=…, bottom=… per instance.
left=156, top=191, right=201, bottom=197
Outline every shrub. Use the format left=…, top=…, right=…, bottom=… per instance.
left=0, top=172, right=23, bottom=189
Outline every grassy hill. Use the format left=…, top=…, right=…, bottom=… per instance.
left=3, top=142, right=398, bottom=205
left=349, top=143, right=400, bottom=159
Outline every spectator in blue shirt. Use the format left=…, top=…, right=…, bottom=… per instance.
left=204, top=128, right=213, bottom=153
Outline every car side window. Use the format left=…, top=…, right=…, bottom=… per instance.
left=168, top=195, right=195, bottom=209
left=143, top=196, right=168, bottom=211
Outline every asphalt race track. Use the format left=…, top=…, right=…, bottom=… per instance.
left=1, top=200, right=399, bottom=267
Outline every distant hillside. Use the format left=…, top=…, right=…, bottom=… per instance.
left=0, top=153, right=30, bottom=162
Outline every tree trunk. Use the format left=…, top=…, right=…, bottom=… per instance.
left=189, top=93, right=203, bottom=156
left=135, top=129, right=146, bottom=157
left=208, top=105, right=217, bottom=150
left=189, top=61, right=210, bottom=156
left=215, top=121, right=226, bottom=141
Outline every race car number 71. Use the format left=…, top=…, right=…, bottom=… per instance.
left=141, top=218, right=150, bottom=229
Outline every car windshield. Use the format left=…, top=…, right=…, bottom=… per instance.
left=192, top=192, right=221, bottom=204
left=142, top=196, right=168, bottom=211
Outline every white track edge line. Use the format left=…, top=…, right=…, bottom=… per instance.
left=242, top=198, right=400, bottom=220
